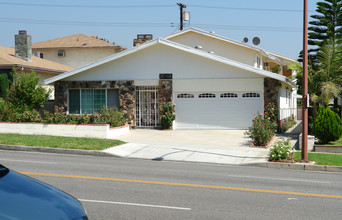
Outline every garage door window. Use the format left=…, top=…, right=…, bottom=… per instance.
left=220, top=93, right=238, bottom=98
left=177, top=93, right=194, bottom=98
left=199, top=93, right=216, bottom=98
left=242, top=93, right=260, bottom=98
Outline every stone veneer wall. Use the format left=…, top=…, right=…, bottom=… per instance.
left=159, top=79, right=173, bottom=124
left=54, top=80, right=136, bottom=126
left=264, top=78, right=279, bottom=111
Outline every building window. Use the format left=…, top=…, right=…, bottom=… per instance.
left=68, top=89, right=119, bottom=114
left=177, top=93, right=194, bottom=98
left=58, top=51, right=65, bottom=57
left=242, top=93, right=260, bottom=98
left=255, top=56, right=262, bottom=69
left=33, top=52, right=44, bottom=59
left=199, top=93, right=216, bottom=98
left=220, top=93, right=238, bottom=98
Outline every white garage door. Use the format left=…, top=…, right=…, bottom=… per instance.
left=174, top=92, right=263, bottom=129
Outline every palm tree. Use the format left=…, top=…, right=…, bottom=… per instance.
left=311, top=40, right=342, bottom=107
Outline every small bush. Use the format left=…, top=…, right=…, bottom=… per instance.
left=161, top=102, right=176, bottom=129
left=269, top=139, right=293, bottom=161
left=244, top=113, right=277, bottom=146
left=313, top=106, right=342, bottom=144
left=14, top=109, right=42, bottom=122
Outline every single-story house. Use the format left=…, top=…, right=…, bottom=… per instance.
left=44, top=28, right=298, bottom=130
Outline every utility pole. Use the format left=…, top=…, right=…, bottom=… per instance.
left=302, top=0, right=309, bottom=162
left=177, top=3, right=186, bottom=30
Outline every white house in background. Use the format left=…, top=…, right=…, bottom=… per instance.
left=44, top=28, right=298, bottom=130
left=32, top=33, right=125, bottom=68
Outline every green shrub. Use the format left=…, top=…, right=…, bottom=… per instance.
left=7, top=69, right=50, bottom=113
left=244, top=113, right=277, bottom=146
left=264, top=102, right=277, bottom=122
left=282, top=115, right=297, bottom=132
left=13, top=109, right=42, bottom=122
left=0, top=73, right=9, bottom=98
left=97, top=107, right=125, bottom=127
left=313, top=106, right=342, bottom=144
left=161, top=102, right=176, bottom=129
left=269, top=139, right=293, bottom=161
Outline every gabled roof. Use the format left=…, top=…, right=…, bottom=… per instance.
left=0, top=46, right=74, bottom=74
left=44, top=38, right=295, bottom=87
left=32, top=33, right=125, bottom=50
left=165, top=27, right=297, bottom=63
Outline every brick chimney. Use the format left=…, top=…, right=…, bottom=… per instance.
left=15, top=30, right=32, bottom=61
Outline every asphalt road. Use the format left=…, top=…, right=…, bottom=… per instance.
left=1, top=149, right=342, bottom=220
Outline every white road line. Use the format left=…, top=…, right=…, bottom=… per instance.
left=0, top=159, right=57, bottom=165
left=228, top=175, right=330, bottom=184
left=79, top=199, right=191, bottom=211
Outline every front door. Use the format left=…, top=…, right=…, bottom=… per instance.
left=135, top=86, right=159, bottom=128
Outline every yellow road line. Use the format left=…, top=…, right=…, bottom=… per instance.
left=20, top=172, right=342, bottom=199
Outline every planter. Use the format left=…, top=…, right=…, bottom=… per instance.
left=0, top=122, right=130, bottom=139
left=250, top=135, right=276, bottom=148
left=314, top=145, right=342, bottom=154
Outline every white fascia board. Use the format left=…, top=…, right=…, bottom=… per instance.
left=44, top=39, right=160, bottom=85
left=165, top=27, right=297, bottom=63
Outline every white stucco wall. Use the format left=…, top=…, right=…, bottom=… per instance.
left=64, top=44, right=264, bottom=81
left=33, top=47, right=118, bottom=68
left=168, top=32, right=257, bottom=66
left=0, top=122, right=130, bottom=139
left=279, top=82, right=297, bottom=120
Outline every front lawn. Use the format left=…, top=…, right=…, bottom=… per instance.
left=0, top=133, right=124, bottom=150
left=294, top=152, right=342, bottom=166
left=330, top=137, right=342, bottom=146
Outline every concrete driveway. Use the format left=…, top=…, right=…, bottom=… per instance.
left=103, top=129, right=271, bottom=166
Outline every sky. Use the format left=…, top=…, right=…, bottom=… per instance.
left=0, top=0, right=321, bottom=59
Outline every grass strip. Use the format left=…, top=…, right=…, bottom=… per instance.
left=294, top=152, right=342, bottom=166
left=0, top=133, right=124, bottom=151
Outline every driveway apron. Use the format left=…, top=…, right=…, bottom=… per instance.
left=103, top=129, right=270, bottom=166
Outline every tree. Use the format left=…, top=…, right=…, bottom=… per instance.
left=291, top=40, right=342, bottom=107
left=7, top=69, right=50, bottom=113
left=311, top=40, right=342, bottom=106
left=308, top=0, right=342, bottom=66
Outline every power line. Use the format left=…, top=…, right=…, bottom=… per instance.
left=0, top=2, right=174, bottom=8
left=0, top=1, right=314, bottom=13
left=0, top=17, right=302, bottom=32
left=189, top=4, right=315, bottom=13
left=0, top=17, right=170, bottom=27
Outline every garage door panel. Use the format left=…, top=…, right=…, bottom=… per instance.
left=175, top=92, right=263, bottom=129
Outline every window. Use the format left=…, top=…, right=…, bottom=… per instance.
left=177, top=93, right=194, bottom=98
left=242, top=93, right=260, bottom=98
left=220, top=93, right=238, bottom=98
left=255, top=56, right=262, bottom=69
left=68, top=89, right=119, bottom=114
left=33, top=52, right=43, bottom=59
left=58, top=51, right=65, bottom=57
left=199, top=93, right=216, bottom=98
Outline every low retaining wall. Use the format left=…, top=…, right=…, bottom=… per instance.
left=314, top=145, right=342, bottom=154
left=0, top=122, right=130, bottom=139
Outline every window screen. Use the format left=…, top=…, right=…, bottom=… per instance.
left=69, top=90, right=80, bottom=114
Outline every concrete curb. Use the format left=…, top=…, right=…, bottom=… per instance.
left=266, top=162, right=342, bottom=172
left=0, top=145, right=117, bottom=157
left=1, top=144, right=342, bottom=173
